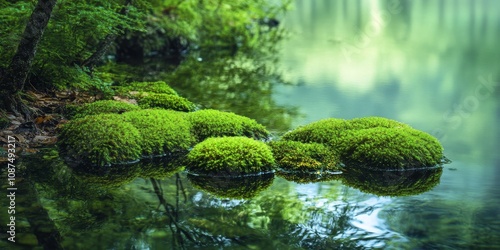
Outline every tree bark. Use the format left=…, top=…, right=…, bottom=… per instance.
left=0, top=0, right=57, bottom=115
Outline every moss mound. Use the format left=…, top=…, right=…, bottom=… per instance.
left=116, top=81, right=178, bottom=96
left=348, top=117, right=411, bottom=129
left=58, top=114, right=141, bottom=166
left=187, top=174, right=274, bottom=199
left=341, top=167, right=443, bottom=196
left=187, top=136, right=275, bottom=176
left=122, top=109, right=194, bottom=156
left=338, top=127, right=443, bottom=169
left=269, top=140, right=339, bottom=172
left=136, top=93, right=196, bottom=112
left=186, top=109, right=269, bottom=142
left=70, top=100, right=140, bottom=119
left=281, top=118, right=352, bottom=145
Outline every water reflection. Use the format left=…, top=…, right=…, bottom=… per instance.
left=187, top=173, right=275, bottom=199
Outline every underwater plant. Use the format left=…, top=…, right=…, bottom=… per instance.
left=69, top=100, right=140, bottom=119
left=121, top=109, right=195, bottom=156
left=186, top=109, right=270, bottom=142
left=269, top=140, right=339, bottom=172
left=58, top=113, right=142, bottom=166
left=136, top=92, right=196, bottom=112
left=186, top=136, right=275, bottom=176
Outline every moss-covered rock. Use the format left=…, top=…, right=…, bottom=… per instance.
left=348, top=116, right=411, bottom=129
left=70, top=100, right=140, bottom=119
left=115, top=81, right=178, bottom=96
left=186, top=109, right=269, bottom=142
left=58, top=114, right=141, bottom=166
left=281, top=118, right=352, bottom=146
left=187, top=174, right=274, bottom=199
left=269, top=140, right=339, bottom=172
left=341, top=167, right=443, bottom=196
left=187, top=136, right=275, bottom=176
left=121, top=109, right=194, bottom=156
left=136, top=92, right=196, bottom=112
left=338, top=127, right=443, bottom=169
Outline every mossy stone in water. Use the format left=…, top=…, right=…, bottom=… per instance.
left=269, top=140, right=339, bottom=172
left=338, top=127, right=443, bottom=169
left=122, top=109, right=194, bottom=156
left=186, top=109, right=269, bottom=142
left=70, top=100, right=140, bottom=119
left=348, top=116, right=411, bottom=129
left=136, top=92, right=196, bottom=112
left=281, top=118, right=352, bottom=146
left=58, top=114, right=141, bottom=166
left=187, top=136, right=275, bottom=176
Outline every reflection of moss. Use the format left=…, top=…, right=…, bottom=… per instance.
left=188, top=173, right=274, bottom=199
left=115, top=81, right=178, bottom=96
left=277, top=171, right=342, bottom=184
left=339, top=127, right=443, bottom=169
left=136, top=92, right=196, bottom=111
left=186, top=109, right=269, bottom=142
left=58, top=114, right=142, bottom=166
left=122, top=109, right=194, bottom=155
left=341, top=167, right=443, bottom=196
left=73, top=163, right=144, bottom=187
left=139, top=157, right=185, bottom=179
left=70, top=100, right=140, bottom=119
left=187, top=137, right=275, bottom=176
left=269, top=140, right=339, bottom=172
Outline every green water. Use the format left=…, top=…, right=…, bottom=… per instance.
left=2, top=0, right=500, bottom=249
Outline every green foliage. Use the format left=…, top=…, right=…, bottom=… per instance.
left=136, top=92, right=196, bottom=111
left=115, top=81, right=178, bottom=96
left=341, top=167, right=443, bottom=197
left=187, top=136, right=275, bottom=176
left=70, top=100, right=141, bottom=119
left=58, top=113, right=142, bottom=166
left=0, top=111, right=9, bottom=129
left=188, top=174, right=274, bottom=199
left=121, top=109, right=194, bottom=155
left=338, top=127, right=444, bottom=169
left=269, top=140, right=339, bottom=172
left=186, top=109, right=269, bottom=142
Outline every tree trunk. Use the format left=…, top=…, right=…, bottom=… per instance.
left=0, top=0, right=57, bottom=115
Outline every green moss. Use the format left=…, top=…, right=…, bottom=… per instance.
left=341, top=167, right=443, bottom=197
left=121, top=109, right=194, bottom=156
left=58, top=114, right=142, bottom=166
left=187, top=174, right=274, bottom=199
left=136, top=92, right=196, bottom=112
left=186, top=109, right=269, bottom=142
left=269, top=140, right=339, bottom=172
left=338, top=127, right=443, bottom=169
left=281, top=118, right=352, bottom=146
left=115, top=81, right=178, bottom=96
left=348, top=116, right=411, bottom=129
left=70, top=100, right=141, bottom=119
left=277, top=172, right=342, bottom=184
left=187, top=136, right=275, bottom=176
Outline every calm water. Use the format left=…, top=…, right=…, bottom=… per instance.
left=2, top=0, right=500, bottom=249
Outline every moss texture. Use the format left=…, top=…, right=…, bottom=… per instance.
left=281, top=118, right=352, bottom=146
left=58, top=114, right=142, bottom=166
left=115, top=81, right=178, bottom=96
left=136, top=92, right=196, bottom=112
left=341, top=167, right=443, bottom=197
left=269, top=140, right=339, bottom=172
left=70, top=100, right=141, bottom=119
left=186, top=109, right=269, bottom=142
left=187, top=136, right=275, bottom=176
left=348, top=116, right=411, bottom=129
left=338, top=127, right=443, bottom=169
left=121, top=109, right=194, bottom=156
left=187, top=174, right=274, bottom=199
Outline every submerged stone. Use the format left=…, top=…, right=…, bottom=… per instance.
left=186, top=109, right=269, bottom=142
left=58, top=114, right=142, bottom=166
left=187, top=136, right=275, bottom=176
